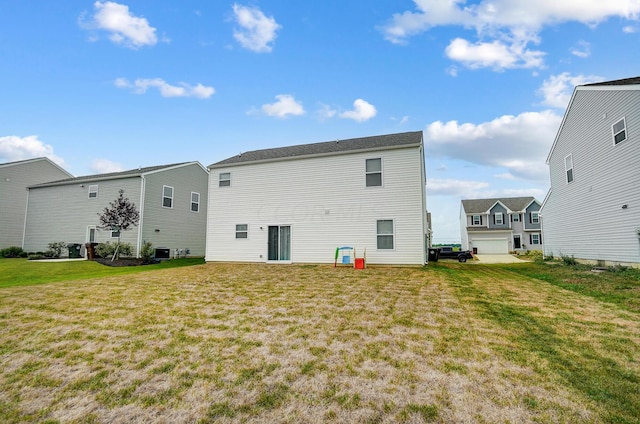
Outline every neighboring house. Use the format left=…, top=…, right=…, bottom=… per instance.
left=460, top=197, right=542, bottom=254
left=206, top=131, right=428, bottom=265
left=23, top=162, right=208, bottom=258
left=0, top=157, right=73, bottom=249
left=541, top=76, right=640, bottom=265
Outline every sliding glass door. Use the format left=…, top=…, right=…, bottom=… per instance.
left=268, top=225, right=291, bottom=261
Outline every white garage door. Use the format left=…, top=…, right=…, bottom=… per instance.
left=473, top=238, right=509, bottom=254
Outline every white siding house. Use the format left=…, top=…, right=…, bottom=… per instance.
left=23, top=162, right=208, bottom=258
left=206, top=132, right=428, bottom=265
left=0, top=157, right=72, bottom=249
left=541, top=76, right=640, bottom=265
left=460, top=197, right=542, bottom=254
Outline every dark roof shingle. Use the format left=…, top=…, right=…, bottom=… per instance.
left=209, top=131, right=423, bottom=168
left=583, top=76, right=640, bottom=87
left=461, top=197, right=538, bottom=213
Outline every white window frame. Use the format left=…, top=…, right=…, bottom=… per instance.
left=512, top=213, right=520, bottom=222
left=219, top=172, right=231, bottom=187
left=162, top=185, right=174, bottom=208
left=235, top=224, right=248, bottom=239
left=531, top=233, right=541, bottom=245
left=472, top=215, right=481, bottom=225
left=495, top=212, right=504, bottom=225
left=111, top=229, right=120, bottom=238
left=612, top=117, right=627, bottom=145
left=88, top=184, right=98, bottom=199
left=564, top=154, right=574, bottom=184
left=376, top=219, right=394, bottom=250
left=366, top=158, right=383, bottom=187
left=190, top=192, right=200, bottom=213
left=531, top=212, right=540, bottom=224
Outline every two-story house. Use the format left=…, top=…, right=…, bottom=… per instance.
left=541, top=76, right=640, bottom=265
left=460, top=197, right=542, bottom=254
left=206, top=131, right=428, bottom=265
left=0, top=157, right=73, bottom=249
left=23, top=162, right=208, bottom=258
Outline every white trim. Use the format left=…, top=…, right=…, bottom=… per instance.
left=162, top=185, right=174, bottom=208
left=137, top=176, right=146, bottom=257
left=376, top=218, right=395, bottom=250
left=190, top=191, right=200, bottom=213
left=88, top=184, right=98, bottom=199
left=612, top=116, right=627, bottom=145
left=219, top=172, right=231, bottom=187
left=365, top=157, right=383, bottom=188
left=564, top=154, right=574, bottom=184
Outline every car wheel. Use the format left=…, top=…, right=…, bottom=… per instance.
left=458, top=256, right=467, bottom=263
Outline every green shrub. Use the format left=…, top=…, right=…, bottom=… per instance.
left=28, top=254, right=45, bottom=260
left=95, top=241, right=133, bottom=259
left=140, top=241, right=154, bottom=263
left=47, top=241, right=67, bottom=258
left=527, top=250, right=543, bottom=262
left=560, top=254, right=578, bottom=266
left=0, top=246, right=24, bottom=258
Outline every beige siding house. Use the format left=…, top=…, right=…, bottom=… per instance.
left=541, top=76, right=640, bottom=265
left=0, top=157, right=72, bottom=249
left=206, top=132, right=428, bottom=265
left=23, top=162, right=208, bottom=257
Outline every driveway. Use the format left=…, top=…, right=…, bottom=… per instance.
left=472, top=254, right=527, bottom=264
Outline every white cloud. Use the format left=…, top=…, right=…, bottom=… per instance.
left=425, top=110, right=562, bottom=184
left=570, top=40, right=591, bottom=58
left=382, top=0, right=640, bottom=70
left=623, top=25, right=638, bottom=33
left=538, top=72, right=602, bottom=109
left=83, top=1, right=157, bottom=49
left=115, top=78, right=215, bottom=98
left=339, top=99, right=377, bottom=122
left=91, top=159, right=125, bottom=174
left=260, top=95, right=305, bottom=118
left=232, top=4, right=281, bottom=53
left=316, top=104, right=337, bottom=121
left=0, top=135, right=65, bottom=166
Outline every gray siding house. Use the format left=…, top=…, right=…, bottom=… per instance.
left=460, top=197, right=542, bottom=254
left=541, top=76, right=640, bottom=265
left=0, top=157, right=72, bottom=249
left=23, top=162, right=208, bottom=258
left=206, top=131, right=428, bottom=265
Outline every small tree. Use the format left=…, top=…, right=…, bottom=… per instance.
left=98, top=189, right=140, bottom=261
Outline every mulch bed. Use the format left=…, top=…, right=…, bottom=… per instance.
left=93, top=258, right=156, bottom=267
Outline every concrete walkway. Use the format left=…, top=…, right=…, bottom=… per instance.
left=472, top=254, right=527, bottom=264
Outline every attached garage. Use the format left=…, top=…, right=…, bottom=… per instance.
left=472, top=238, right=509, bottom=254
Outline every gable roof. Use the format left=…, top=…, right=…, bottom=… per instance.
left=209, top=131, right=423, bottom=168
left=461, top=197, right=538, bottom=214
left=547, top=76, right=640, bottom=163
left=28, top=162, right=203, bottom=188
left=0, top=157, right=73, bottom=177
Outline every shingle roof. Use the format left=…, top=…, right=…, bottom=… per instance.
left=461, top=197, right=538, bottom=214
left=209, top=131, right=423, bottom=168
left=29, top=162, right=192, bottom=188
left=583, top=76, right=640, bottom=86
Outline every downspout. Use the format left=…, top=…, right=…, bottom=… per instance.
left=137, top=176, right=146, bottom=258
left=420, top=144, right=428, bottom=265
left=22, top=187, right=30, bottom=249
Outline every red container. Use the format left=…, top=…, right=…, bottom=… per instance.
left=354, top=258, right=365, bottom=269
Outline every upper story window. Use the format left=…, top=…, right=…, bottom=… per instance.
left=235, top=224, right=248, bottom=239
left=219, top=172, right=231, bottom=187
left=531, top=212, right=540, bottom=224
left=366, top=158, right=382, bottom=187
left=191, top=192, right=200, bottom=212
left=472, top=215, right=481, bottom=225
left=494, top=212, right=504, bottom=225
left=612, top=117, right=627, bottom=145
left=88, top=185, right=98, bottom=199
left=111, top=229, right=120, bottom=238
left=564, top=154, right=574, bottom=184
left=376, top=219, right=394, bottom=249
left=512, top=213, right=520, bottom=222
left=162, top=185, right=174, bottom=208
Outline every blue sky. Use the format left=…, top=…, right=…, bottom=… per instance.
left=2, top=1, right=640, bottom=243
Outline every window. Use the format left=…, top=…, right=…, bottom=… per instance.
left=564, top=154, right=574, bottom=184
left=219, top=172, right=231, bottom=187
left=88, top=185, right=98, bottom=199
left=191, top=192, right=200, bottom=212
left=366, top=158, right=382, bottom=187
left=531, top=212, right=540, bottom=224
left=612, top=117, right=627, bottom=145
left=512, top=214, right=520, bottom=222
left=376, top=219, right=394, bottom=249
left=235, top=224, right=248, bottom=239
left=472, top=215, right=481, bottom=225
left=494, top=212, right=504, bottom=225
left=111, top=229, right=120, bottom=238
left=162, top=185, right=174, bottom=208
left=530, top=233, right=541, bottom=245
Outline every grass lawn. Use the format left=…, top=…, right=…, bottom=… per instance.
left=0, top=260, right=639, bottom=423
